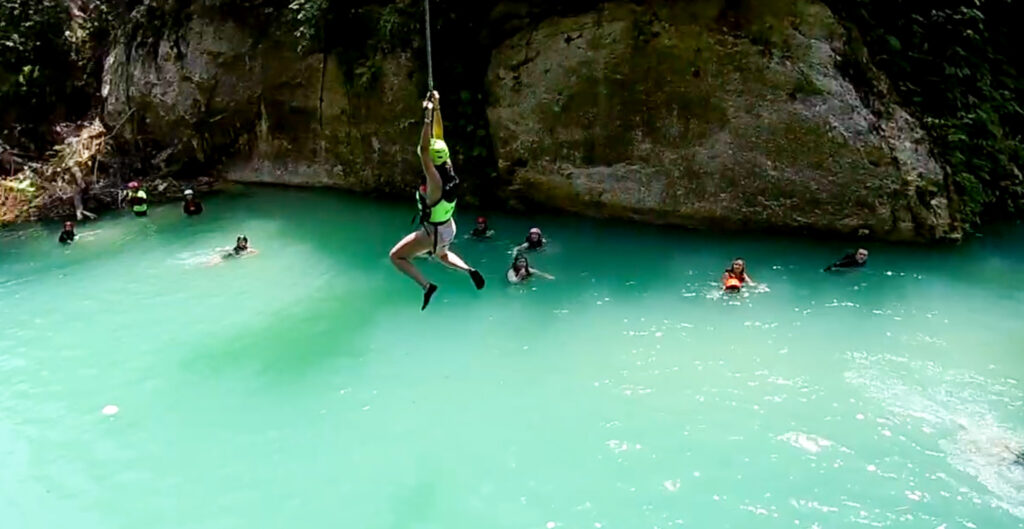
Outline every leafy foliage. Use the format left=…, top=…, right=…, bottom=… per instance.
left=6, top=0, right=1023, bottom=225
left=827, top=0, right=1024, bottom=226
left=0, top=0, right=74, bottom=144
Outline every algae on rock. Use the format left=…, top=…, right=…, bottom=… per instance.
left=487, top=1, right=957, bottom=240
left=94, top=0, right=961, bottom=241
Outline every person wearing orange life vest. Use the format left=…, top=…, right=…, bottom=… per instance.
left=388, top=90, right=485, bottom=310
left=722, top=257, right=754, bottom=291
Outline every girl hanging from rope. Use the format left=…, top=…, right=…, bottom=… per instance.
left=389, top=91, right=486, bottom=310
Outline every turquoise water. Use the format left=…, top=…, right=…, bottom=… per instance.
left=2, top=185, right=1023, bottom=529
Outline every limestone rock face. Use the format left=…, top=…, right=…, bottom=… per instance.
left=99, top=1, right=960, bottom=240
left=486, top=2, right=957, bottom=240
left=102, top=12, right=423, bottom=194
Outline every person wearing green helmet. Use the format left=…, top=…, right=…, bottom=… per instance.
left=389, top=90, right=485, bottom=310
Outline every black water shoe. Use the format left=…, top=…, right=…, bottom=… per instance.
left=469, top=269, right=485, bottom=290
left=422, top=283, right=438, bottom=311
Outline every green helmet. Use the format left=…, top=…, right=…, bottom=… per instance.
left=429, top=139, right=450, bottom=165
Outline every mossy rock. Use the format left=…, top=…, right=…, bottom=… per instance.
left=487, top=1, right=956, bottom=240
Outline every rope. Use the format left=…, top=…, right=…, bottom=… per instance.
left=424, top=0, right=434, bottom=91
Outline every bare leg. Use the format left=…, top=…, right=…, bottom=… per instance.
left=389, top=230, right=432, bottom=289
left=437, top=251, right=472, bottom=272
left=437, top=249, right=485, bottom=290
left=389, top=229, right=442, bottom=309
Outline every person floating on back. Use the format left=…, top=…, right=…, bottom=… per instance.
left=58, top=221, right=75, bottom=244
left=183, top=189, right=203, bottom=216
left=125, top=181, right=148, bottom=217
left=470, top=216, right=493, bottom=239
left=388, top=90, right=485, bottom=310
left=722, top=257, right=754, bottom=292
left=824, top=248, right=869, bottom=271
left=516, top=227, right=545, bottom=253
left=506, top=253, right=554, bottom=284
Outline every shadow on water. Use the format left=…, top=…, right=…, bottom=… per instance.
left=179, top=283, right=388, bottom=382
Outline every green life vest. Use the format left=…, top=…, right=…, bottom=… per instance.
left=131, top=190, right=148, bottom=213
left=416, top=164, right=459, bottom=226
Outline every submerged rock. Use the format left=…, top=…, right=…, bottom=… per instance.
left=486, top=2, right=958, bottom=241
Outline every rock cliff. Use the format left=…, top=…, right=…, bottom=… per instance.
left=98, top=0, right=960, bottom=241
left=102, top=11, right=423, bottom=194
left=486, top=2, right=955, bottom=240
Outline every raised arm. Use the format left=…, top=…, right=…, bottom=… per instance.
left=419, top=92, right=442, bottom=202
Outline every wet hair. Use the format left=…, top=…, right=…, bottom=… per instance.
left=511, top=253, right=531, bottom=275
left=726, top=258, right=746, bottom=276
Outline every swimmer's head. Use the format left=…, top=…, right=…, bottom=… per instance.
left=526, top=227, right=543, bottom=245
left=476, top=216, right=487, bottom=228
left=512, top=253, right=530, bottom=273
left=63, top=221, right=74, bottom=230
left=856, top=248, right=869, bottom=263
left=127, top=181, right=139, bottom=190
left=731, top=258, right=746, bottom=274
left=235, top=234, right=248, bottom=250
left=184, top=189, right=194, bottom=197
left=429, top=139, right=450, bottom=165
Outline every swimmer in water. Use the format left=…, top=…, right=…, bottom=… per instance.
left=58, top=221, right=75, bottom=244
left=722, top=257, right=754, bottom=291
left=207, top=235, right=257, bottom=265
left=824, top=248, right=868, bottom=271
left=470, top=216, right=493, bottom=239
left=225, top=235, right=255, bottom=257
left=953, top=418, right=1024, bottom=469
left=124, top=181, right=148, bottom=217
left=507, top=253, right=554, bottom=284
left=183, top=189, right=203, bottom=216
left=388, top=90, right=485, bottom=310
left=515, top=227, right=545, bottom=253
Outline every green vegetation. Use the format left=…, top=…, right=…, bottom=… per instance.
left=827, top=0, right=1024, bottom=227
left=0, top=0, right=74, bottom=146
left=3, top=0, right=1022, bottom=227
